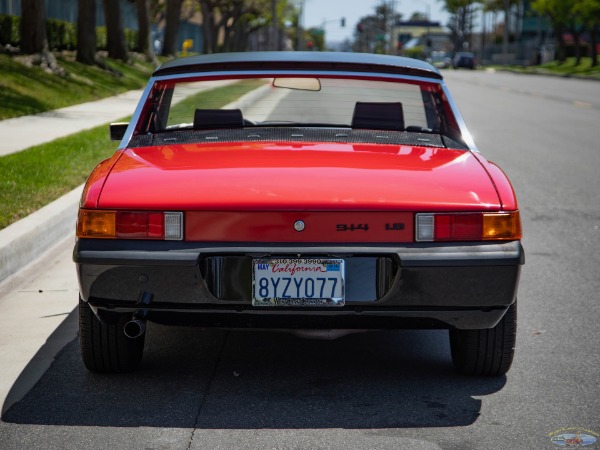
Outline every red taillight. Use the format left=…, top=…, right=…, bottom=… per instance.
left=434, top=214, right=482, bottom=241
left=116, top=212, right=164, bottom=239
left=416, top=212, right=521, bottom=242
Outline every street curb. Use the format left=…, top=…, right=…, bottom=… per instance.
left=0, top=185, right=82, bottom=284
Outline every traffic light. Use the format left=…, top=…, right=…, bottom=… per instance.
left=357, top=23, right=363, bottom=33
left=341, top=17, right=346, bottom=28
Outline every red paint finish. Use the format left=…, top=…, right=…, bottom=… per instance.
left=80, top=152, right=124, bottom=209
left=185, top=211, right=414, bottom=242
left=485, top=162, right=519, bottom=211
left=96, top=142, right=501, bottom=212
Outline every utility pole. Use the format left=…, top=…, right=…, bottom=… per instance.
left=388, top=0, right=396, bottom=54
left=271, top=0, right=278, bottom=50
left=502, top=0, right=509, bottom=65
left=296, top=0, right=304, bottom=50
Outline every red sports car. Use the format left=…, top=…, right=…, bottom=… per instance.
left=74, top=52, right=524, bottom=376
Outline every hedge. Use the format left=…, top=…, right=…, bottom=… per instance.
left=0, top=14, right=20, bottom=46
left=0, top=14, right=138, bottom=52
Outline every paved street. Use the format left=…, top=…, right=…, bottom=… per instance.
left=0, top=70, right=599, bottom=449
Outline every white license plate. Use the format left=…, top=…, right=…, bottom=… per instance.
left=252, top=258, right=345, bottom=306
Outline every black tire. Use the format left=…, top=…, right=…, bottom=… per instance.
left=78, top=297, right=145, bottom=373
left=450, top=301, right=517, bottom=376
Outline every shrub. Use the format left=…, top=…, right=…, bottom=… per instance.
left=0, top=14, right=20, bottom=46
left=47, top=18, right=77, bottom=51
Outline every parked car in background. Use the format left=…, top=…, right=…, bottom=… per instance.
left=427, top=51, right=452, bottom=69
left=74, top=52, right=523, bottom=377
left=453, top=52, right=476, bottom=69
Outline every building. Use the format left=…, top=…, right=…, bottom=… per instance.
left=394, top=20, right=451, bottom=53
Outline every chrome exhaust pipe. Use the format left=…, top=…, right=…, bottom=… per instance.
left=124, top=319, right=146, bottom=339
left=124, top=291, right=153, bottom=338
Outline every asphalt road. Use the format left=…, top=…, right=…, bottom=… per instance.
left=1, top=69, right=599, bottom=449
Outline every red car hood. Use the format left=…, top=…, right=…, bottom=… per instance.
left=97, top=142, right=500, bottom=211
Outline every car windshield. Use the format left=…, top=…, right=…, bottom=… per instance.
left=137, top=74, right=464, bottom=146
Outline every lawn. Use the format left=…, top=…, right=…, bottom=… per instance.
left=0, top=124, right=116, bottom=229
left=0, top=79, right=268, bottom=230
left=501, top=57, right=600, bottom=79
left=0, top=53, right=157, bottom=120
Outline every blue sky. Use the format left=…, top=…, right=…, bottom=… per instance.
left=302, top=0, right=450, bottom=43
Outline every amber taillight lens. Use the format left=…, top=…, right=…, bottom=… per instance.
left=77, top=210, right=116, bottom=239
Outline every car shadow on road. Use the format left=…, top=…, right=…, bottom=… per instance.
left=2, top=314, right=506, bottom=429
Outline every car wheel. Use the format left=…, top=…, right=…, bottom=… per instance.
left=449, top=301, right=517, bottom=376
left=78, top=297, right=145, bottom=373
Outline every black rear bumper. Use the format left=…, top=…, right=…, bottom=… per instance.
left=74, top=239, right=524, bottom=330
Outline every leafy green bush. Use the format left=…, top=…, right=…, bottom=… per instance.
left=125, top=28, right=138, bottom=52
left=404, top=46, right=426, bottom=60
left=96, top=26, right=107, bottom=50
left=0, top=14, right=20, bottom=46
left=47, top=18, right=77, bottom=50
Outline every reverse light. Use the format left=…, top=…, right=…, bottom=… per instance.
left=77, top=210, right=183, bottom=240
left=164, top=212, right=184, bottom=240
left=416, top=212, right=521, bottom=242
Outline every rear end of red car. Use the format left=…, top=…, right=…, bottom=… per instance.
left=74, top=52, right=524, bottom=376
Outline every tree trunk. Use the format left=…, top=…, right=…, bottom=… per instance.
left=20, top=0, right=48, bottom=54
left=591, top=27, right=598, bottom=67
left=571, top=28, right=582, bottom=65
left=502, top=0, right=510, bottom=65
left=555, top=22, right=567, bottom=63
left=200, top=2, right=215, bottom=54
left=103, top=0, right=129, bottom=61
left=20, top=0, right=64, bottom=75
left=135, top=0, right=157, bottom=62
left=77, top=0, right=97, bottom=65
left=162, top=0, right=182, bottom=57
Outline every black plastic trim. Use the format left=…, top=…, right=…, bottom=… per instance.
left=74, top=239, right=524, bottom=267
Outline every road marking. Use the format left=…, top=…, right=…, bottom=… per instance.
left=573, top=101, right=593, bottom=108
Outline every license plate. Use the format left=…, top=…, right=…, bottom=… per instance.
left=252, top=258, right=345, bottom=307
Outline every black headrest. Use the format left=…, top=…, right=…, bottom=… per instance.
left=194, top=109, right=244, bottom=129
left=351, top=102, right=404, bottom=131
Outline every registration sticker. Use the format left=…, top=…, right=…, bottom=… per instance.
left=252, top=258, right=345, bottom=306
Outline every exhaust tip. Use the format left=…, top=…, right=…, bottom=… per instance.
left=124, top=319, right=146, bottom=339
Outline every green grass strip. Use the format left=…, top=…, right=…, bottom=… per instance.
left=0, top=80, right=269, bottom=230
left=0, top=54, right=156, bottom=120
left=0, top=124, right=116, bottom=229
left=499, top=57, right=600, bottom=79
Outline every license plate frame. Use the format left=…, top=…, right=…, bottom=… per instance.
left=252, top=258, right=345, bottom=307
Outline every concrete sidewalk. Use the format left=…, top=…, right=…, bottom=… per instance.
left=0, top=89, right=145, bottom=157
left=0, top=89, right=144, bottom=283
left=0, top=90, right=147, bottom=414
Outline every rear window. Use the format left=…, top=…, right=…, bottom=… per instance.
left=164, top=77, right=429, bottom=130
left=136, top=74, right=465, bottom=148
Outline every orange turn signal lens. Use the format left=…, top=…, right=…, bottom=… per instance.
left=77, top=210, right=116, bottom=238
left=483, top=212, right=522, bottom=240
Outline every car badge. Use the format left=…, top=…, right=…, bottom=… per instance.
left=294, top=220, right=305, bottom=232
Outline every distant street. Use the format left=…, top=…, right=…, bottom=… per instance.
left=1, top=70, right=599, bottom=449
